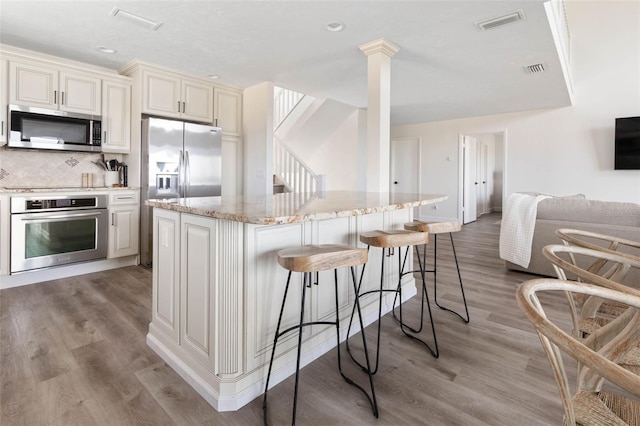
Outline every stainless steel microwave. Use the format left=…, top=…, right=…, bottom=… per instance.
left=8, top=104, right=102, bottom=152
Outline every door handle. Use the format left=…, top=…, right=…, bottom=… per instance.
left=179, top=150, right=184, bottom=196
left=394, top=181, right=398, bottom=184
left=185, top=150, right=191, bottom=197
left=53, top=90, right=57, bottom=104
left=177, top=101, right=181, bottom=113
left=61, top=92, right=65, bottom=105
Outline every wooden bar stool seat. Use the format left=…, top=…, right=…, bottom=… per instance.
left=277, top=244, right=368, bottom=272
left=346, top=228, right=439, bottom=377
left=263, top=244, right=378, bottom=425
left=359, top=229, right=429, bottom=248
left=404, top=220, right=469, bottom=323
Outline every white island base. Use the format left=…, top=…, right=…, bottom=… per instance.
left=147, top=192, right=446, bottom=411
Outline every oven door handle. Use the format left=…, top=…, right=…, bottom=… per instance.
left=18, top=211, right=103, bottom=221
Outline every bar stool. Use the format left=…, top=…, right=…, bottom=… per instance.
left=404, top=221, right=469, bottom=323
left=263, top=244, right=378, bottom=426
left=346, top=230, right=439, bottom=376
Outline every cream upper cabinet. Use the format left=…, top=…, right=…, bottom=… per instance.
left=9, top=61, right=101, bottom=115
left=101, top=80, right=132, bottom=153
left=214, top=87, right=242, bottom=138
left=59, top=70, right=102, bottom=115
left=142, top=69, right=213, bottom=123
left=0, top=59, right=7, bottom=145
left=181, top=78, right=214, bottom=123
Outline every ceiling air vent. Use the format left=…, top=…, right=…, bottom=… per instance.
left=475, top=10, right=525, bottom=31
left=525, top=63, right=546, bottom=74
left=109, top=7, right=163, bottom=31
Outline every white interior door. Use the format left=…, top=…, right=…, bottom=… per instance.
left=390, top=137, right=420, bottom=194
left=476, top=143, right=488, bottom=216
left=463, top=136, right=478, bottom=224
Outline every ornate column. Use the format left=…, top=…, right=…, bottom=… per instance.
left=359, top=38, right=400, bottom=193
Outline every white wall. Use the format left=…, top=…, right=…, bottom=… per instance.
left=392, top=0, right=640, bottom=221
left=306, top=109, right=361, bottom=191
left=242, top=82, right=274, bottom=196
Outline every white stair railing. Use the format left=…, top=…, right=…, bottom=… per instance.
left=274, top=87, right=305, bottom=131
left=274, top=136, right=321, bottom=195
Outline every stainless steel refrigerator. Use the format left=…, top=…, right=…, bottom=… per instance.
left=140, top=117, right=222, bottom=266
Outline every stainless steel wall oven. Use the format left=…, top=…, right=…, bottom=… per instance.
left=10, top=194, right=108, bottom=273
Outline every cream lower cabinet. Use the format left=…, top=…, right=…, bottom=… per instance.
left=0, top=194, right=9, bottom=276
left=152, top=209, right=181, bottom=344
left=107, top=191, right=139, bottom=258
left=148, top=207, right=414, bottom=411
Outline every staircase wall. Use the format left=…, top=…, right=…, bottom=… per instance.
left=278, top=98, right=363, bottom=191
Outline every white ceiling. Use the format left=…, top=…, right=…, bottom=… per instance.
left=0, top=0, right=572, bottom=125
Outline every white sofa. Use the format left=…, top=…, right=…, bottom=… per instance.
left=504, top=197, right=640, bottom=284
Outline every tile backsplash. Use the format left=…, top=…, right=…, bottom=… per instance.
left=0, top=147, right=121, bottom=188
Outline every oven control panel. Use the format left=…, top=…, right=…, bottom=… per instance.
left=11, top=194, right=108, bottom=213
left=26, top=198, right=98, bottom=210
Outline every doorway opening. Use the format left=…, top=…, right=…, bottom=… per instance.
left=458, top=131, right=506, bottom=224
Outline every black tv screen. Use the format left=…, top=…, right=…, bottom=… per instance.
left=615, top=116, right=640, bottom=170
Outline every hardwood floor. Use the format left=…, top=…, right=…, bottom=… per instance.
left=1, top=213, right=569, bottom=425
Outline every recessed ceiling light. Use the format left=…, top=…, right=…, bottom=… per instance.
left=325, top=22, right=345, bottom=32
left=208, top=74, right=220, bottom=80
left=109, top=7, right=163, bottom=31
left=97, top=46, right=117, bottom=54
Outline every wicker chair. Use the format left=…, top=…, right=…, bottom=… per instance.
left=516, top=278, right=640, bottom=425
left=555, top=228, right=640, bottom=281
left=543, top=244, right=640, bottom=334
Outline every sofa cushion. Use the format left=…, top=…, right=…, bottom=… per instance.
left=536, top=198, right=640, bottom=227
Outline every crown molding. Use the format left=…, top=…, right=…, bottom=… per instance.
left=358, top=38, right=400, bottom=58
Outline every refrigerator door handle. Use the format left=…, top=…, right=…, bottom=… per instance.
left=185, top=150, right=191, bottom=197
left=179, top=149, right=184, bottom=197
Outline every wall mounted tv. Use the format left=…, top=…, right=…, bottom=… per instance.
left=615, top=116, right=640, bottom=170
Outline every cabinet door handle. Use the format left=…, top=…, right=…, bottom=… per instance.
left=104, top=131, right=107, bottom=142
left=182, top=101, right=185, bottom=112
left=61, top=92, right=65, bottom=105
left=54, top=90, right=57, bottom=104
left=1, top=120, right=4, bottom=136
left=177, top=101, right=181, bottom=112
left=112, top=212, right=116, bottom=226
left=214, top=118, right=218, bottom=127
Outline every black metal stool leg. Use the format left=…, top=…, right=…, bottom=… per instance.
left=336, top=268, right=379, bottom=418
left=346, top=247, right=387, bottom=375
left=263, top=271, right=294, bottom=425
left=395, top=245, right=439, bottom=358
left=290, top=272, right=309, bottom=424
left=433, top=233, right=470, bottom=323
left=392, top=245, right=426, bottom=333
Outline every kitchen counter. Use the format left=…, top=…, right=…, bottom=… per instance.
left=146, top=190, right=447, bottom=224
left=147, top=190, right=446, bottom=412
left=0, top=186, right=140, bottom=194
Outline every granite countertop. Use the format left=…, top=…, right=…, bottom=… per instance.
left=0, top=186, right=140, bottom=194
left=146, top=191, right=447, bottom=225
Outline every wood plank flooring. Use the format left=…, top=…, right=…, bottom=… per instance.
left=1, top=213, right=570, bottom=425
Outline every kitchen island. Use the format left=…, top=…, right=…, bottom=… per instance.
left=146, top=191, right=446, bottom=411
